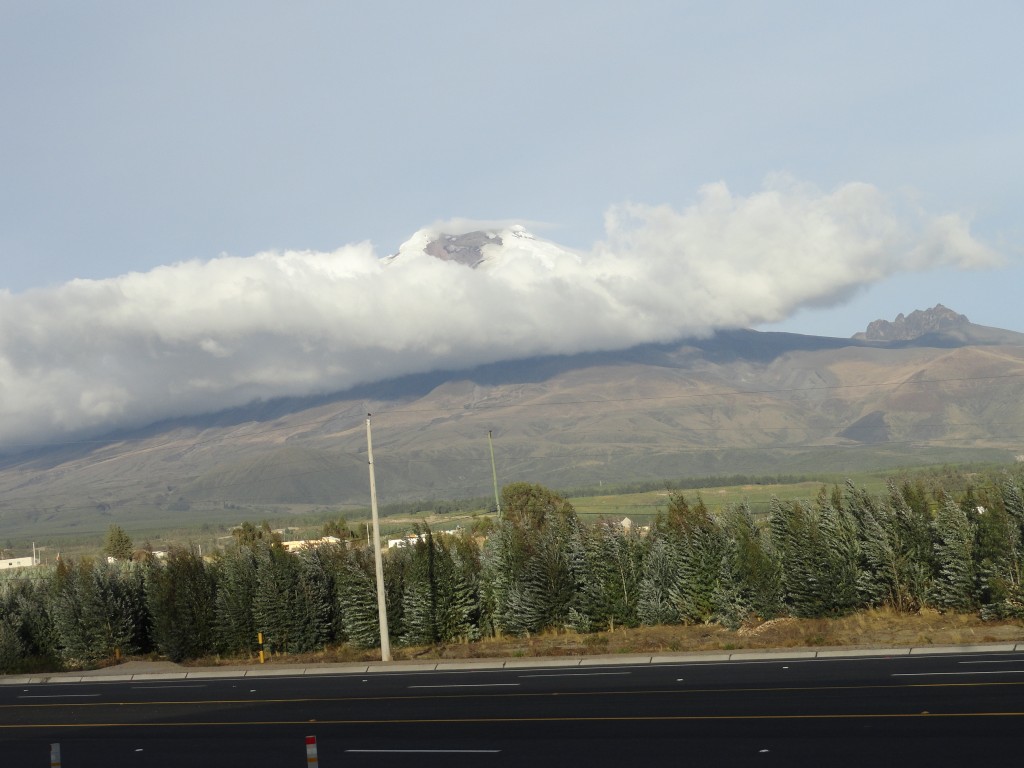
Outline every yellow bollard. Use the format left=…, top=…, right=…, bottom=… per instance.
left=258, top=631, right=265, bottom=664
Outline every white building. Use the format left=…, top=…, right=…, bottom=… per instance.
left=1, top=543, right=42, bottom=569
left=1, top=555, right=38, bottom=570
left=386, top=528, right=465, bottom=548
left=387, top=533, right=428, bottom=549
left=281, top=535, right=342, bottom=553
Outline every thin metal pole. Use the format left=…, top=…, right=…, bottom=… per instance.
left=366, top=414, right=391, bottom=662
left=488, top=430, right=502, bottom=521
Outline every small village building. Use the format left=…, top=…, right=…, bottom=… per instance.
left=1, top=555, right=38, bottom=570
left=281, top=535, right=342, bottom=553
left=386, top=528, right=465, bottom=548
left=387, top=533, right=426, bottom=549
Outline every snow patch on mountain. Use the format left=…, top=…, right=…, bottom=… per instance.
left=393, top=224, right=581, bottom=275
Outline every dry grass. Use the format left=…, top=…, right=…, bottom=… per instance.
left=184, top=608, right=1024, bottom=668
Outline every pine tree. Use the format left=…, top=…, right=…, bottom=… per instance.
left=104, top=524, right=134, bottom=561
left=145, top=547, right=215, bottom=662
left=516, top=513, right=575, bottom=633
left=432, top=543, right=476, bottom=643
left=768, top=493, right=861, bottom=618
left=579, top=520, right=645, bottom=631
left=400, top=531, right=438, bottom=646
left=317, top=541, right=353, bottom=643
left=817, top=491, right=861, bottom=615
left=485, top=485, right=577, bottom=636
left=715, top=503, right=782, bottom=628
left=214, top=544, right=260, bottom=654
left=449, top=533, right=484, bottom=641
left=0, top=617, right=23, bottom=674
left=668, top=523, right=725, bottom=623
left=487, top=521, right=558, bottom=635
left=852, top=487, right=901, bottom=608
left=1004, top=479, right=1024, bottom=528
left=931, top=495, right=978, bottom=612
left=293, top=546, right=335, bottom=652
left=564, top=518, right=596, bottom=632
left=887, top=480, right=935, bottom=608
left=252, top=545, right=301, bottom=654
left=337, top=547, right=381, bottom=648
left=0, top=579, right=26, bottom=673
left=661, top=495, right=725, bottom=624
left=637, top=534, right=681, bottom=626
left=501, top=482, right=575, bottom=529
left=479, top=530, right=508, bottom=636
left=976, top=480, right=1024, bottom=619
left=0, top=575, right=59, bottom=668
left=52, top=560, right=145, bottom=666
left=119, top=559, right=151, bottom=655
left=336, top=545, right=404, bottom=649
left=383, top=546, right=408, bottom=642
left=401, top=529, right=475, bottom=646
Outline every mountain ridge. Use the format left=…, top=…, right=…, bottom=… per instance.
left=852, top=303, right=1024, bottom=346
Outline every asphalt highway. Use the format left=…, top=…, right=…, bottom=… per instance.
left=3, top=650, right=1024, bottom=766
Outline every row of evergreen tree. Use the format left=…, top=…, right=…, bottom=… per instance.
left=2, top=475, right=1023, bottom=673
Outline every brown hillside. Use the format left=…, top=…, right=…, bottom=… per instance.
left=1, top=324, right=1023, bottom=539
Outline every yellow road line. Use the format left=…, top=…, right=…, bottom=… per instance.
left=2, top=679, right=1023, bottom=710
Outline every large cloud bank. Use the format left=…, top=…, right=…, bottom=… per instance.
left=0, top=178, right=998, bottom=449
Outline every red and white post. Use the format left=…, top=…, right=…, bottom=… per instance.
left=50, top=742, right=61, bottom=767
left=305, top=735, right=319, bottom=767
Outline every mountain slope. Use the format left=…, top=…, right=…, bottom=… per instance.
left=1, top=309, right=1023, bottom=540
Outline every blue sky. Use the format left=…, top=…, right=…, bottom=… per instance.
left=1, top=1, right=1021, bottom=346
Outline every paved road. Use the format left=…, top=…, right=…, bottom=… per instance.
left=3, top=649, right=1024, bottom=766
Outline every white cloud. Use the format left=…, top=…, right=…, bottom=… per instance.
left=0, top=178, right=999, bottom=449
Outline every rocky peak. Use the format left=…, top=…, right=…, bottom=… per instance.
left=423, top=231, right=502, bottom=268
left=854, top=304, right=969, bottom=341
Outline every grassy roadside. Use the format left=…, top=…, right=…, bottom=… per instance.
left=179, top=608, right=1024, bottom=668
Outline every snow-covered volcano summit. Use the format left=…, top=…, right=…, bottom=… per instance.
left=391, top=224, right=583, bottom=274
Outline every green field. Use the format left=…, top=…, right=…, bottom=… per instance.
left=3, top=463, right=1016, bottom=563
left=569, top=476, right=885, bottom=522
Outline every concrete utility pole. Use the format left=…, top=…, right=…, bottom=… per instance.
left=365, top=414, right=391, bottom=662
left=488, top=430, right=502, bottom=521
